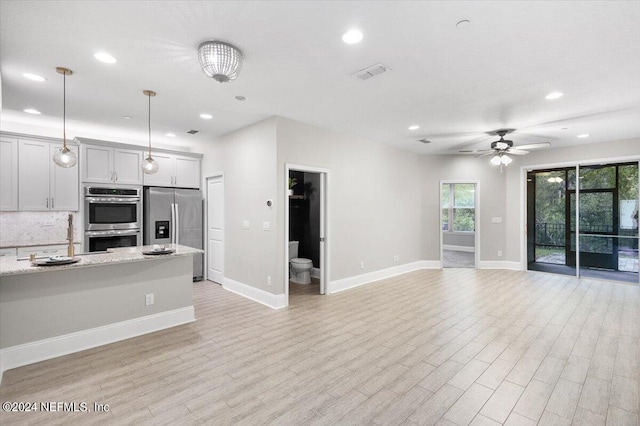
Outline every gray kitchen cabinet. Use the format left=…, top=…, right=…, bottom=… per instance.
left=0, top=136, right=18, bottom=211
left=81, top=144, right=143, bottom=184
left=18, top=139, right=79, bottom=211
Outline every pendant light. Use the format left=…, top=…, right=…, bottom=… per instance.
left=52, top=67, right=77, bottom=168
left=141, top=90, right=159, bottom=174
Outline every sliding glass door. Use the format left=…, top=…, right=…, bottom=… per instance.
left=528, top=161, right=638, bottom=283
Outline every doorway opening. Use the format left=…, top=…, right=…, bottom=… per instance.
left=205, top=174, right=224, bottom=284
left=285, top=164, right=329, bottom=306
left=440, top=181, right=479, bottom=268
left=527, top=162, right=638, bottom=283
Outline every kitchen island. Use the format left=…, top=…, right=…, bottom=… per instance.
left=0, top=244, right=203, bottom=382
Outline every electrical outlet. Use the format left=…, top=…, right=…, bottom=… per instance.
left=243, top=220, right=250, bottom=229
left=267, top=276, right=272, bottom=286
left=498, top=250, right=503, bottom=257
left=394, top=255, right=399, bottom=262
left=360, top=261, right=365, bottom=269
left=145, top=293, right=154, bottom=306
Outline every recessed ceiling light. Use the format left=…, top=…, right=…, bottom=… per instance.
left=23, top=73, right=46, bottom=82
left=23, top=108, right=41, bottom=115
left=408, top=125, right=420, bottom=130
left=456, top=19, right=471, bottom=28
left=94, top=51, right=117, bottom=64
left=561, top=127, right=568, bottom=130
left=166, top=133, right=176, bottom=137
left=545, top=92, right=564, bottom=100
left=200, top=113, right=213, bottom=120
left=235, top=95, right=247, bottom=101
left=123, top=115, right=132, bottom=120
left=342, top=29, right=363, bottom=44
left=577, top=134, right=590, bottom=138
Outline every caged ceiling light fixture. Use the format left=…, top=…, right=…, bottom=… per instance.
left=141, top=90, right=159, bottom=175
left=197, top=40, right=243, bottom=83
left=52, top=67, right=77, bottom=168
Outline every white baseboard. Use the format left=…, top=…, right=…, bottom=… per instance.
left=443, top=245, right=475, bottom=253
left=328, top=260, right=441, bottom=294
left=311, top=267, right=321, bottom=278
left=477, top=261, right=523, bottom=270
left=223, top=278, right=286, bottom=310
left=0, top=306, right=194, bottom=384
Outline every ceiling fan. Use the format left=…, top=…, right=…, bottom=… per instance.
left=459, top=129, right=551, bottom=167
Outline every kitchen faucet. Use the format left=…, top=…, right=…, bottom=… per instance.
left=67, top=214, right=74, bottom=257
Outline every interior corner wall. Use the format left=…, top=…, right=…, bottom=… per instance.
left=421, top=155, right=508, bottom=262
left=192, top=117, right=279, bottom=294
left=504, top=138, right=640, bottom=265
left=275, top=117, right=424, bottom=283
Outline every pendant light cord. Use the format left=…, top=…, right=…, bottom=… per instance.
left=148, top=92, right=152, bottom=157
left=62, top=72, right=67, bottom=149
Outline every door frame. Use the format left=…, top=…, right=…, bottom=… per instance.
left=284, top=163, right=330, bottom=306
left=205, top=173, right=224, bottom=284
left=439, top=180, right=480, bottom=268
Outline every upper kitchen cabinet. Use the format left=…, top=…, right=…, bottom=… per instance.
left=144, top=153, right=200, bottom=189
left=81, top=144, right=143, bottom=185
left=0, top=136, right=19, bottom=211
left=18, top=139, right=79, bottom=211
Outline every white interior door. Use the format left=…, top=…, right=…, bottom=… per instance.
left=207, top=176, right=224, bottom=284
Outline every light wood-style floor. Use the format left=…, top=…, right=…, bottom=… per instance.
left=1, top=269, right=639, bottom=425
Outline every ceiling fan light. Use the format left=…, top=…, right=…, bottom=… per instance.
left=490, top=155, right=502, bottom=166
left=198, top=41, right=243, bottom=83
left=501, top=154, right=513, bottom=165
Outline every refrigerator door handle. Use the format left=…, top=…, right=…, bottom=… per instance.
left=170, top=203, right=176, bottom=244
left=175, top=204, right=180, bottom=244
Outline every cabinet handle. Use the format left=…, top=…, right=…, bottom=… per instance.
left=46, top=198, right=49, bottom=208
left=115, top=172, right=118, bottom=182
left=51, top=198, right=55, bottom=209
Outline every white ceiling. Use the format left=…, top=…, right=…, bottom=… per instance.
left=1, top=1, right=639, bottom=154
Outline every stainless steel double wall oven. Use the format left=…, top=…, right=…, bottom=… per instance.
left=84, top=186, right=142, bottom=252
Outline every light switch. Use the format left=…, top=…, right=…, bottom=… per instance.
left=492, top=217, right=503, bottom=224
left=263, top=221, right=271, bottom=231
left=243, top=220, right=250, bottom=229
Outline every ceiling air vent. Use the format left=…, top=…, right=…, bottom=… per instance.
left=187, top=130, right=199, bottom=135
left=354, top=63, right=389, bottom=80
left=417, top=139, right=431, bottom=144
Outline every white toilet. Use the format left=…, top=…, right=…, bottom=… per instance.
left=289, top=241, right=313, bottom=284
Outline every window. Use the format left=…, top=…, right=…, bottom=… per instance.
left=442, top=183, right=475, bottom=232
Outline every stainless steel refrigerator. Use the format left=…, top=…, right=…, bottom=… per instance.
left=143, top=187, right=203, bottom=281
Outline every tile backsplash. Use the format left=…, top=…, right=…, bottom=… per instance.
left=0, top=211, right=82, bottom=247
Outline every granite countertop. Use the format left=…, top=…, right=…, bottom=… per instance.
left=1, top=241, right=83, bottom=249
left=0, top=244, right=204, bottom=277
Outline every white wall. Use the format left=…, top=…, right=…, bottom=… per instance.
left=191, top=117, right=280, bottom=294
left=275, top=117, right=424, bottom=285
left=504, top=138, right=640, bottom=265
left=443, top=232, right=475, bottom=248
